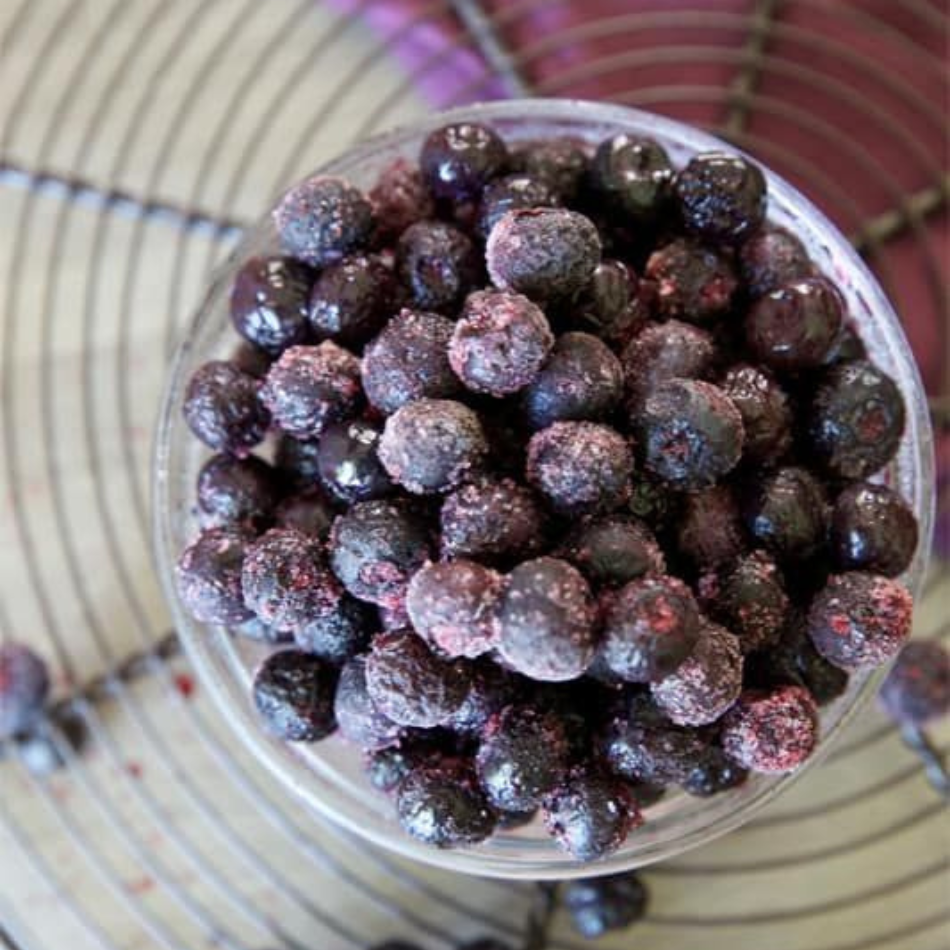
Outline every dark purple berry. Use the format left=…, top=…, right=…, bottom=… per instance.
left=510, top=137, right=588, bottom=202
left=334, top=655, right=402, bottom=750
left=831, top=482, right=918, bottom=577
left=439, top=477, right=546, bottom=563
left=636, top=379, right=744, bottom=490
left=476, top=173, right=558, bottom=239
left=560, top=516, right=664, bottom=587
left=396, top=221, right=480, bottom=312
left=745, top=277, right=844, bottom=372
left=497, top=557, right=597, bottom=682
left=745, top=466, right=829, bottom=561
left=809, top=360, right=906, bottom=480
left=378, top=603, right=410, bottom=632
left=316, top=418, right=392, bottom=504
left=676, top=484, right=748, bottom=569
left=627, top=474, right=676, bottom=529
left=879, top=640, right=950, bottom=726
left=261, top=342, right=363, bottom=440
left=273, top=489, right=335, bottom=540
left=719, top=363, right=793, bottom=464
left=369, top=157, right=435, bottom=241
left=364, top=737, right=433, bottom=793
left=807, top=571, right=913, bottom=670
left=197, top=454, right=278, bottom=530
left=645, top=238, right=738, bottom=323
left=527, top=421, right=633, bottom=516
left=361, top=309, right=461, bottom=414
left=476, top=705, right=569, bottom=811
left=449, top=290, right=554, bottom=397
left=674, top=152, right=766, bottom=244
left=274, top=434, right=321, bottom=491
left=591, top=134, right=674, bottom=221
left=230, top=256, right=314, bottom=353
left=487, top=208, right=601, bottom=302
left=176, top=526, right=254, bottom=625
left=0, top=644, right=50, bottom=739
left=308, top=254, right=395, bottom=346
left=601, top=575, right=701, bottom=683
left=294, top=594, right=373, bottom=664
left=721, top=685, right=818, bottom=773
left=420, top=122, right=508, bottom=202
left=521, top=332, right=623, bottom=431
left=241, top=528, right=342, bottom=631
left=252, top=649, right=338, bottom=742
left=682, top=746, right=748, bottom=797
left=232, top=616, right=292, bottom=645
left=230, top=340, right=273, bottom=379
left=329, top=500, right=432, bottom=609
left=449, top=660, right=522, bottom=735
left=738, top=225, right=812, bottom=298
left=406, top=560, right=503, bottom=659
left=183, top=360, right=270, bottom=456
left=562, top=871, right=649, bottom=938
left=572, top=259, right=646, bottom=346
left=826, top=321, right=867, bottom=364
left=496, top=808, right=537, bottom=830
left=273, top=175, right=374, bottom=268
left=365, top=630, right=468, bottom=728
left=379, top=399, right=487, bottom=495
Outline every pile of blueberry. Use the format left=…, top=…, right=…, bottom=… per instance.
left=176, top=120, right=920, bottom=861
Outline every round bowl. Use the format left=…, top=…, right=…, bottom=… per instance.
left=154, top=98, right=934, bottom=879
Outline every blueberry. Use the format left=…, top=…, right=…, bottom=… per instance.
left=294, top=594, right=373, bottom=664
left=183, top=360, right=270, bottom=456
left=521, top=332, right=623, bottom=431
left=261, top=342, right=363, bottom=440
left=316, top=418, right=393, bottom=504
left=645, top=237, right=738, bottom=323
left=252, top=649, right=338, bottom=742
left=273, top=175, right=374, bottom=267
left=476, top=173, right=558, bottom=239
left=232, top=616, right=292, bottom=645
left=560, top=516, right=664, bottom=587
left=196, top=454, right=278, bottom=530
left=396, top=221, right=480, bottom=312
left=572, top=259, right=647, bottom=347
left=563, top=871, right=649, bottom=938
left=176, top=526, right=254, bottom=625
left=591, top=134, right=674, bottom=222
left=719, top=363, right=792, bottom=464
left=674, top=152, right=766, bottom=244
left=0, top=643, right=50, bottom=739
left=738, top=225, right=812, bottom=298
left=626, top=474, right=677, bottom=530
left=420, top=122, right=508, bottom=202
left=369, top=157, right=436, bottom=241
left=273, top=434, right=322, bottom=491
left=361, top=308, right=461, bottom=414
left=364, top=738, right=432, bottom=793
left=308, top=254, right=396, bottom=346
left=675, top=484, right=748, bottom=569
left=230, top=340, right=274, bottom=379
left=497, top=557, right=597, bottom=682
left=334, top=655, right=403, bottom=750
left=682, top=746, right=748, bottom=797
left=831, top=482, right=918, bottom=577
left=230, top=256, right=314, bottom=353
left=509, top=137, right=589, bottom=202
left=273, top=489, right=335, bottom=540
left=745, top=466, right=829, bottom=561
left=879, top=640, right=950, bottom=726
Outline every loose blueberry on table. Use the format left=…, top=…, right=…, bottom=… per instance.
left=176, top=118, right=920, bottom=862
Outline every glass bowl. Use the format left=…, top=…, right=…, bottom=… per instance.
left=153, top=98, right=934, bottom=880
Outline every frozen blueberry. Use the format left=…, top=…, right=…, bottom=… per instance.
left=230, top=340, right=274, bottom=379
left=420, top=122, right=508, bottom=202
left=261, top=342, right=363, bottom=440
left=397, top=758, right=497, bottom=847
left=449, top=290, right=554, bottom=397
left=316, top=418, right=393, bottom=504
left=294, top=594, right=373, bottom=664
left=636, top=379, right=744, bottom=490
left=273, top=175, right=374, bottom=267
left=645, top=238, right=738, bottom=323
left=232, top=616, right=292, bottom=645
left=721, top=685, right=818, bottom=773
left=745, top=277, right=844, bottom=372
left=252, top=649, right=338, bottom=742
left=745, top=466, right=829, bottom=561
left=627, top=474, right=677, bottom=530
left=274, top=434, right=322, bottom=491
left=527, top=421, right=633, bottom=516
left=274, top=489, right=335, bottom=540
left=651, top=620, right=743, bottom=726
left=241, top=528, right=342, bottom=631
left=449, top=660, right=522, bottom=735
left=807, top=572, right=913, bottom=670
left=810, top=360, right=906, bottom=480
left=542, top=766, right=640, bottom=861
left=361, top=309, right=461, bottom=414
left=334, top=655, right=403, bottom=750
left=183, top=360, right=270, bottom=456
left=396, top=221, right=480, bottom=312
left=364, top=737, right=433, bottom=793
left=572, top=259, right=647, bottom=347
left=674, top=152, right=766, bottom=244
left=831, top=482, right=918, bottom=577
left=308, top=254, right=395, bottom=347
left=826, top=321, right=868, bottom=365
left=521, top=332, right=623, bottom=431
left=560, top=516, right=664, bottom=587
left=487, top=208, right=601, bottom=302
left=329, top=500, right=432, bottom=609
left=601, top=575, right=701, bottom=683
left=563, top=871, right=649, bottom=938
left=510, top=137, right=589, bottom=202
left=365, top=630, right=468, bottom=728
left=738, top=225, right=812, bottom=298
left=176, top=526, right=254, bottom=625
left=440, top=477, right=546, bottom=563
left=621, top=320, right=716, bottom=409
left=719, top=363, right=792, bottom=465
left=369, top=157, right=436, bottom=241
left=230, top=256, right=314, bottom=353
left=196, top=454, right=278, bottom=530
left=497, top=557, right=597, bottom=682
left=476, top=173, right=558, bottom=239
left=591, top=134, right=674, bottom=222
left=879, top=640, right=950, bottom=726
left=406, top=560, right=503, bottom=659
left=0, top=643, right=50, bottom=739
left=682, top=746, right=748, bottom=797
left=476, top=705, right=569, bottom=811
left=675, top=485, right=747, bottom=569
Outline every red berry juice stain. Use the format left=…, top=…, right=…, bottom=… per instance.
left=173, top=672, right=195, bottom=699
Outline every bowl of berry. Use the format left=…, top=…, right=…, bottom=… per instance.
left=155, top=98, right=934, bottom=878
